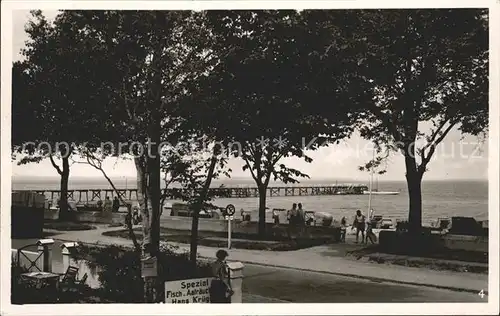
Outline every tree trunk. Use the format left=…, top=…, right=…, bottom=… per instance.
left=125, top=203, right=141, bottom=252
left=135, top=157, right=151, bottom=251
left=135, top=157, right=156, bottom=303
left=190, top=153, right=218, bottom=263
left=58, top=157, right=70, bottom=221
left=190, top=206, right=200, bottom=263
left=404, top=152, right=423, bottom=234
left=257, top=185, right=267, bottom=238
left=148, top=142, right=161, bottom=257
left=146, top=132, right=162, bottom=302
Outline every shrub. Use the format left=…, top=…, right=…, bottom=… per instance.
left=72, top=243, right=212, bottom=303
left=43, top=221, right=95, bottom=231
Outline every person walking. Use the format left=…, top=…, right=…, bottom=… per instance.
left=352, top=210, right=366, bottom=243
left=287, top=203, right=298, bottom=239
left=209, top=249, right=233, bottom=303
left=112, top=196, right=120, bottom=213
left=365, top=222, right=377, bottom=244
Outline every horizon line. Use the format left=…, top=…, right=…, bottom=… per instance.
left=11, top=175, right=488, bottom=182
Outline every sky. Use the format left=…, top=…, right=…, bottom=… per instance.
left=10, top=10, right=489, bottom=182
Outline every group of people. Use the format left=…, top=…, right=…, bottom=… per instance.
left=206, top=215, right=380, bottom=304
left=339, top=209, right=377, bottom=244
left=287, top=202, right=306, bottom=226
left=98, top=196, right=121, bottom=213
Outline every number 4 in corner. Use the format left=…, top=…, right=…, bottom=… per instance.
left=478, top=289, right=486, bottom=298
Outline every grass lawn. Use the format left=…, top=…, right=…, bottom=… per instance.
left=103, top=227, right=334, bottom=251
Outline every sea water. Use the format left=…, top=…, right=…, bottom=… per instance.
left=12, top=177, right=488, bottom=224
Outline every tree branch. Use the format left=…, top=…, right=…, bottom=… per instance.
left=421, top=118, right=450, bottom=153
left=242, top=152, right=259, bottom=184
left=419, top=120, right=457, bottom=174
left=371, top=103, right=404, bottom=144
left=82, top=150, right=141, bottom=252
left=48, top=154, right=63, bottom=175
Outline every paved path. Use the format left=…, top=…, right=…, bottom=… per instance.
left=46, top=225, right=488, bottom=294
left=243, top=264, right=485, bottom=302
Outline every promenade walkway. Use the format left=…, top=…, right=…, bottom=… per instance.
left=47, top=225, right=488, bottom=294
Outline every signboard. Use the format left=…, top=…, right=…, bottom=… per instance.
left=225, top=204, right=236, bottom=216
left=165, top=277, right=213, bottom=303
left=141, top=257, right=157, bottom=277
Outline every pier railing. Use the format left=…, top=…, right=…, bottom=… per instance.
left=17, top=184, right=369, bottom=204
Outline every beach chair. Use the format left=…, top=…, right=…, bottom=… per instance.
left=75, top=273, right=88, bottom=293
left=77, top=273, right=88, bottom=285
left=60, top=266, right=79, bottom=285
left=59, top=266, right=81, bottom=302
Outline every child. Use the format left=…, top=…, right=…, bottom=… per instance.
left=365, top=222, right=377, bottom=244
left=340, top=217, right=347, bottom=243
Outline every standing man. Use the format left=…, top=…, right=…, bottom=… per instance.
left=297, top=203, right=305, bottom=226
left=297, top=203, right=306, bottom=236
left=112, top=196, right=120, bottom=213
left=287, top=203, right=298, bottom=239
left=352, top=210, right=366, bottom=244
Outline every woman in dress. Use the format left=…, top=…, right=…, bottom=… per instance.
left=209, top=249, right=233, bottom=303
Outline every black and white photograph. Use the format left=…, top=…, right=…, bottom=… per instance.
left=1, top=0, right=498, bottom=315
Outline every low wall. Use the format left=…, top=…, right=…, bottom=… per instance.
left=160, top=215, right=340, bottom=239
left=443, top=234, right=488, bottom=253
left=379, top=230, right=488, bottom=253
left=160, top=216, right=226, bottom=232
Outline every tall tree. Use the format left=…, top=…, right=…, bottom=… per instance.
left=174, top=142, right=231, bottom=263
left=344, top=9, right=488, bottom=233
left=47, top=10, right=219, bottom=301
left=12, top=10, right=105, bottom=220
left=197, top=10, right=373, bottom=235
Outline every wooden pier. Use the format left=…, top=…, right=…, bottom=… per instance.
left=20, top=184, right=368, bottom=204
